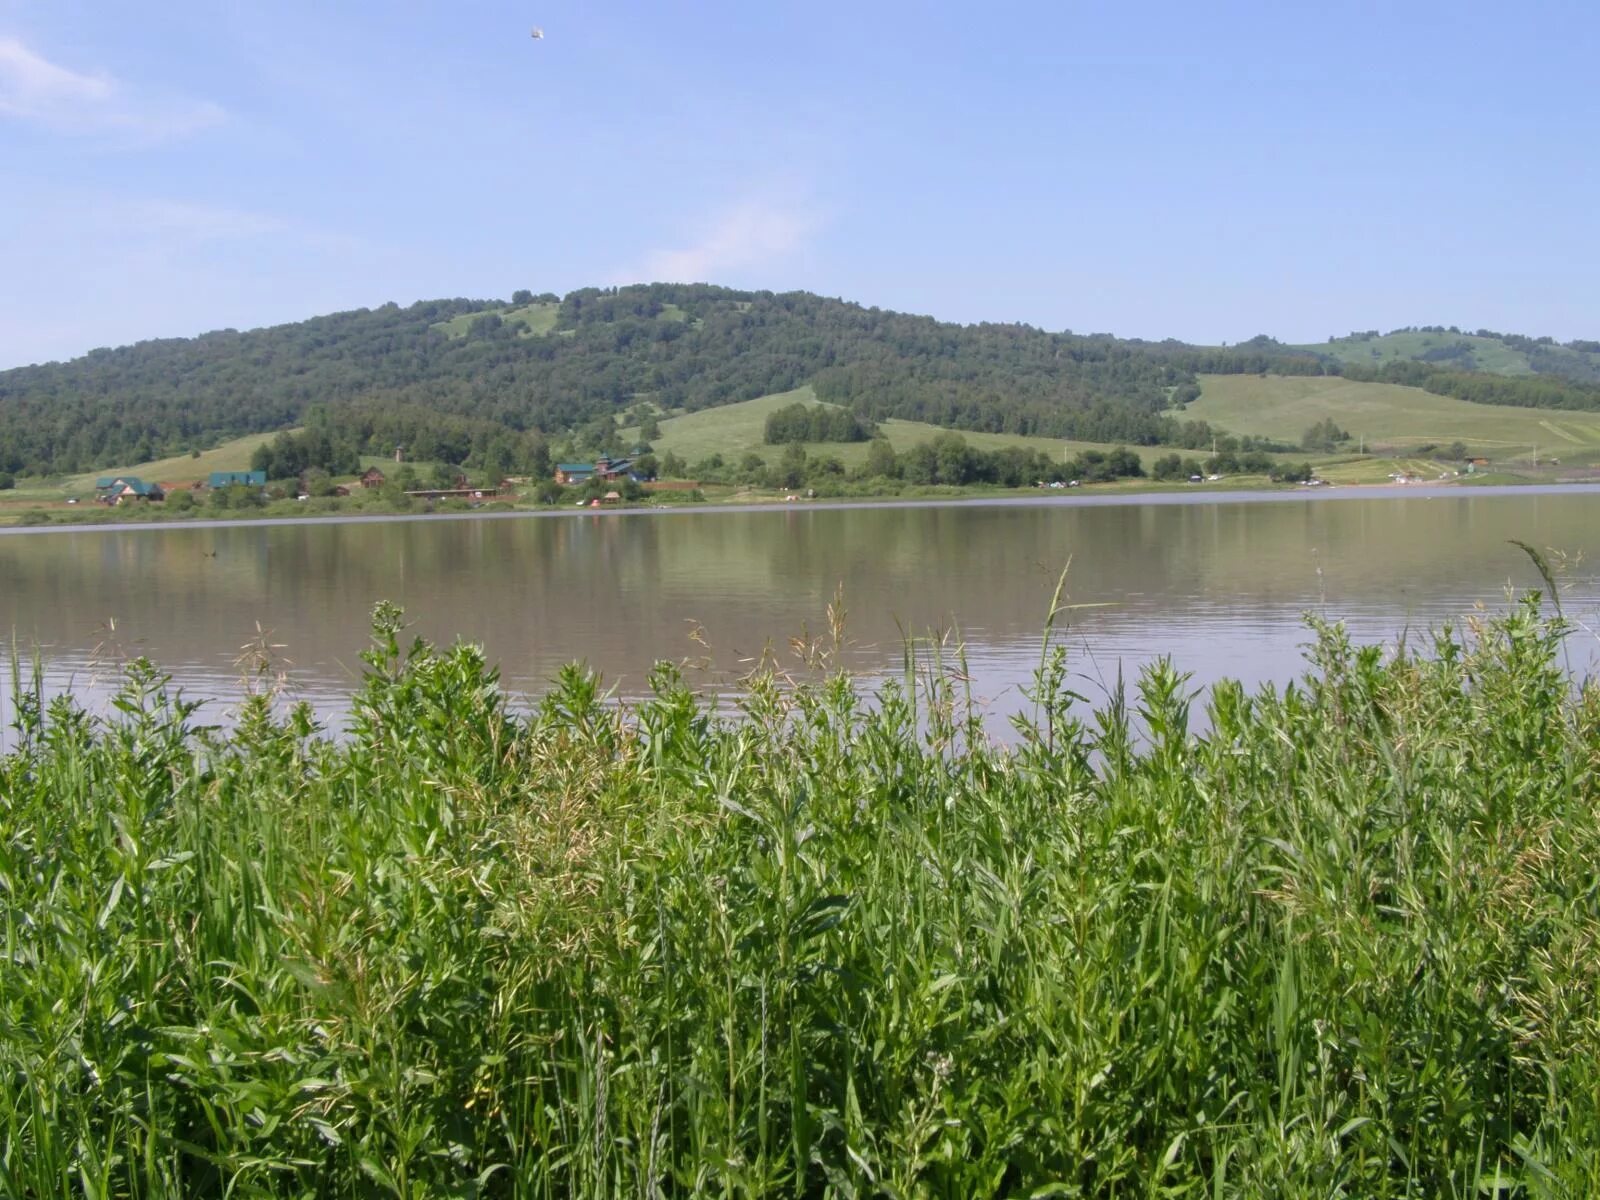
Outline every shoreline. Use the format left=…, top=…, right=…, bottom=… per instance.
left=2, top=478, right=1599, bottom=537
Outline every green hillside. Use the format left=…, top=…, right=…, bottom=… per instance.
left=1291, top=328, right=1600, bottom=383
left=1188, top=374, right=1600, bottom=463
left=431, top=300, right=562, bottom=339
left=0, top=284, right=1202, bottom=478
left=61, top=431, right=289, bottom=490
left=625, top=388, right=1153, bottom=470
left=5, top=281, right=1597, bottom=487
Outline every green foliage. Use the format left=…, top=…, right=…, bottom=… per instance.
left=763, top=401, right=875, bottom=444
left=1305, top=325, right=1600, bottom=385
left=208, top=483, right=263, bottom=511
left=250, top=427, right=361, bottom=480
left=0, top=470, right=12, bottom=489
left=862, top=436, right=898, bottom=479
left=1150, top=451, right=1189, bottom=481
left=1270, top=459, right=1315, bottom=482
left=1341, top=358, right=1600, bottom=411
left=3, top=599, right=1599, bottom=1194
left=1301, top=416, right=1350, bottom=452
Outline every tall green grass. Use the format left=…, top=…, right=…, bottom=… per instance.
left=3, top=597, right=1599, bottom=1196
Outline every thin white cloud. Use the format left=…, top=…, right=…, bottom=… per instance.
left=0, top=35, right=225, bottom=143
left=635, top=199, right=817, bottom=283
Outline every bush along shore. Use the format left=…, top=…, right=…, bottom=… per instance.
left=4, top=597, right=1600, bottom=1196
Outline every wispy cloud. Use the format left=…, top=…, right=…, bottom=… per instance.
left=633, top=199, right=818, bottom=284
left=0, top=35, right=225, bottom=144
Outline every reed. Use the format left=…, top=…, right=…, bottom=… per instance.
left=2, top=595, right=1598, bottom=1197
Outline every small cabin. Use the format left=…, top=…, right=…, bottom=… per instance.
left=360, top=466, right=387, bottom=489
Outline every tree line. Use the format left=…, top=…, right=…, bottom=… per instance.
left=1338, top=360, right=1600, bottom=411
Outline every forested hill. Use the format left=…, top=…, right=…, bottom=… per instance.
left=2, top=284, right=1596, bottom=477
left=0, top=284, right=1324, bottom=476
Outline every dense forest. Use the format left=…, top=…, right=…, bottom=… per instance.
left=1, top=283, right=1595, bottom=477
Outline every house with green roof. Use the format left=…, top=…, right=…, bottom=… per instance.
left=209, top=470, right=267, bottom=489
left=554, top=457, right=636, bottom=486
left=94, top=476, right=165, bottom=504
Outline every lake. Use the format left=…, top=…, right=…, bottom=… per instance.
left=4, top=486, right=1599, bottom=737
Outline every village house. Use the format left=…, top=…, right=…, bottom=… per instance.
left=555, top=456, right=636, bottom=486
left=359, top=466, right=387, bottom=489
left=94, top=476, right=165, bottom=504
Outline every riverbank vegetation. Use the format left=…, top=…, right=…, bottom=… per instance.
left=3, top=595, right=1599, bottom=1195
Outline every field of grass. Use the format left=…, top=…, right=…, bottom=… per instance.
left=431, top=301, right=562, bottom=339
left=4, top=598, right=1599, bottom=1194
left=1189, top=373, right=1600, bottom=463
left=628, top=387, right=1158, bottom=470
left=19, top=431, right=291, bottom=498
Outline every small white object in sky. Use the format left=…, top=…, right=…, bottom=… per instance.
left=531, top=27, right=544, bottom=39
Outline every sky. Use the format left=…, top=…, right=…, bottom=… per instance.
left=1, top=0, right=1597, bottom=368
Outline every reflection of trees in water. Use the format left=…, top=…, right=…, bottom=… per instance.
left=2, top=496, right=1597, bottom=711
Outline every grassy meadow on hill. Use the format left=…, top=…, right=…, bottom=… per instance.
left=60, top=432, right=289, bottom=490
left=625, top=387, right=1160, bottom=471
left=0, top=432, right=289, bottom=512
left=1189, top=374, right=1600, bottom=463
left=1294, top=328, right=1600, bottom=383
left=1295, top=330, right=1535, bottom=375
left=431, top=300, right=563, bottom=339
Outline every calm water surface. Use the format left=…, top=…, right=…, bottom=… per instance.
left=3, top=488, right=1598, bottom=735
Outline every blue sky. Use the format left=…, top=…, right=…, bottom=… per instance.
left=2, top=0, right=1596, bottom=368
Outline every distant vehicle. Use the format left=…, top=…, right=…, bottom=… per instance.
left=66, top=497, right=79, bottom=504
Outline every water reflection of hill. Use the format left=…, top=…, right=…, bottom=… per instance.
left=3, top=495, right=1597, bottom=717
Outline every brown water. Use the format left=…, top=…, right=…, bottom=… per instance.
left=3, top=487, right=1598, bottom=734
